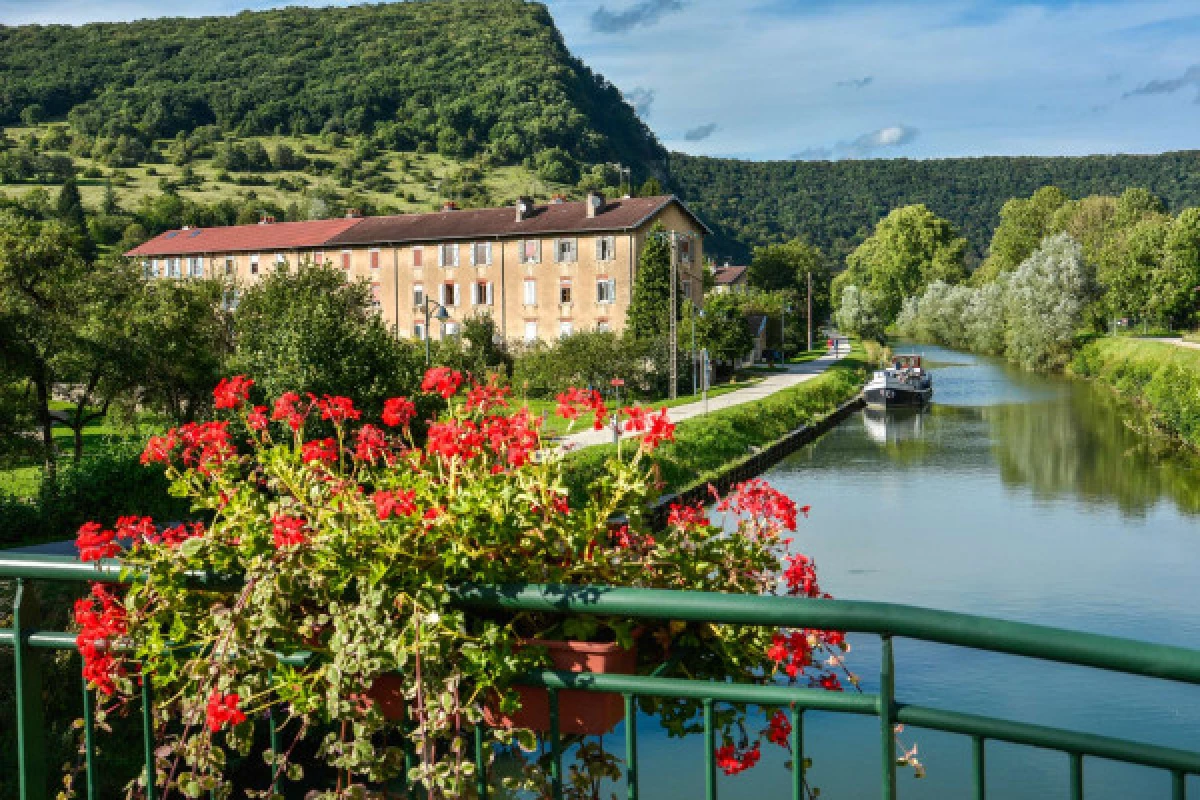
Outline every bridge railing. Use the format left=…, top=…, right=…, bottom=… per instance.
left=2, top=552, right=1199, bottom=800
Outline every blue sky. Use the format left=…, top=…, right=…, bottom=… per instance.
left=3, top=0, right=1200, bottom=161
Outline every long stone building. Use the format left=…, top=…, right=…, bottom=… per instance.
left=126, top=193, right=709, bottom=343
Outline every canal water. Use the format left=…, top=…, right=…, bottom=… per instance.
left=633, top=343, right=1200, bottom=799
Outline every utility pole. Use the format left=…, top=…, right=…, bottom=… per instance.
left=668, top=231, right=679, bottom=400
left=807, top=270, right=813, bottom=353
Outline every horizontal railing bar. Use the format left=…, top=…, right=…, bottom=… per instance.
left=896, top=705, right=1200, bottom=775
left=519, top=670, right=880, bottom=714
left=0, top=629, right=314, bottom=666
left=0, top=554, right=234, bottom=587
left=449, top=584, right=1200, bottom=686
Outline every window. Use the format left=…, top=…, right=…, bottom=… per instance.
left=190, top=257, right=204, bottom=278
left=150, top=259, right=161, bottom=278
left=559, top=280, right=572, bottom=305
left=275, top=252, right=287, bottom=267
left=142, top=260, right=152, bottom=279
left=470, top=242, right=491, bottom=266
left=596, top=278, right=616, bottom=304
left=369, top=249, right=381, bottom=270
left=445, top=322, right=460, bottom=337
left=250, top=254, right=260, bottom=276
left=520, top=239, right=541, bottom=264
left=596, top=235, right=616, bottom=261
left=559, top=321, right=573, bottom=338
left=523, top=279, right=537, bottom=306
left=682, top=279, right=693, bottom=300
left=440, top=282, right=460, bottom=307
left=414, top=322, right=426, bottom=340
left=412, top=246, right=423, bottom=267
left=340, top=250, right=352, bottom=270
left=168, top=258, right=180, bottom=278
left=597, top=320, right=611, bottom=333
left=314, top=251, right=325, bottom=266
left=413, top=284, right=425, bottom=308
left=555, top=238, right=577, bottom=263
left=679, top=238, right=693, bottom=263
left=524, top=320, right=538, bottom=342
left=473, top=281, right=493, bottom=306
left=370, top=283, right=382, bottom=308
left=439, top=243, right=459, bottom=267
left=224, top=257, right=234, bottom=277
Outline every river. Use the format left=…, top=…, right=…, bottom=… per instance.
left=635, top=343, right=1200, bottom=799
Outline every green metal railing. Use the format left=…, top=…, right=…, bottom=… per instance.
left=3, top=553, right=1200, bottom=799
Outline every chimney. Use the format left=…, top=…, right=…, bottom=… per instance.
left=259, top=215, right=276, bottom=225
left=514, top=196, right=534, bottom=222
left=585, top=191, right=606, bottom=219
left=550, top=194, right=567, bottom=205
left=344, top=208, right=362, bottom=219
left=442, top=201, right=458, bottom=212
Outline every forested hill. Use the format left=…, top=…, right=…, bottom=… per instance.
left=0, top=0, right=664, bottom=178
left=669, top=150, right=1200, bottom=266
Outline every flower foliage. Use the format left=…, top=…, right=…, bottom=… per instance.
left=67, top=368, right=896, bottom=798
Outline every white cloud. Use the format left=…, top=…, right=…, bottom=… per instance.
left=589, top=0, right=685, bottom=34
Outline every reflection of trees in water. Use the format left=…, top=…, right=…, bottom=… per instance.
left=985, top=388, right=1200, bottom=517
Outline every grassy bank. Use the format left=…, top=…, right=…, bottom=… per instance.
left=566, top=345, right=869, bottom=499
left=1070, top=337, right=1200, bottom=449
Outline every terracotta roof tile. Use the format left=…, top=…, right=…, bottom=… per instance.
left=123, top=195, right=709, bottom=258
left=125, top=217, right=365, bottom=257
left=714, top=265, right=748, bottom=285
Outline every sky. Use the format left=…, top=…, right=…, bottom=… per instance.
left=3, top=0, right=1200, bottom=161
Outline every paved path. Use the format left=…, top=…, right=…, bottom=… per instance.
left=560, top=342, right=851, bottom=451
left=1146, top=337, right=1200, bottom=351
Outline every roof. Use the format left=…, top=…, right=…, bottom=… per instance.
left=124, top=195, right=710, bottom=257
left=326, top=195, right=710, bottom=245
left=713, top=265, right=748, bottom=285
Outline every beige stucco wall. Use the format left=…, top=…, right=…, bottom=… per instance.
left=140, top=202, right=706, bottom=346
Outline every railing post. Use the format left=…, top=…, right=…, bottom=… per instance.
left=1172, top=770, right=1186, bottom=800
left=790, top=708, right=804, bottom=800
left=548, top=688, right=563, bottom=800
left=14, top=579, right=48, bottom=800
left=703, top=698, right=717, bottom=800
left=81, top=676, right=96, bottom=800
left=972, top=736, right=986, bottom=800
left=879, top=635, right=896, bottom=800
left=474, top=725, right=488, bottom=800
left=1069, top=753, right=1083, bottom=800
left=141, top=669, right=156, bottom=800
left=624, top=693, right=639, bottom=800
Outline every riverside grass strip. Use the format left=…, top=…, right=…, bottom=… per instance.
left=1070, top=337, right=1200, bottom=449
left=565, top=346, right=870, bottom=511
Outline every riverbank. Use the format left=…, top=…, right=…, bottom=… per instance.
left=1070, top=337, right=1200, bottom=449
left=565, top=344, right=869, bottom=500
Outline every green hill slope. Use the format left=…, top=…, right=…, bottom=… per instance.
left=670, top=151, right=1200, bottom=266
left=0, top=0, right=663, bottom=178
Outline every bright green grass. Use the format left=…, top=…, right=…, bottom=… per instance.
left=0, top=125, right=571, bottom=219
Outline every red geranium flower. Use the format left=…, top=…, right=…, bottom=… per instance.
left=206, top=690, right=246, bottom=732
left=213, top=375, right=254, bottom=410
left=271, top=515, right=308, bottom=549
left=76, top=522, right=120, bottom=562
left=421, top=367, right=463, bottom=399
left=302, top=437, right=339, bottom=465
left=317, top=395, right=361, bottom=424
left=374, top=489, right=417, bottom=520
left=382, top=396, right=416, bottom=428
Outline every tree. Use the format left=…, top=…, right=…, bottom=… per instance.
left=1004, top=234, right=1094, bottom=370
left=56, top=176, right=86, bottom=230
left=835, top=285, right=886, bottom=345
left=1158, top=208, right=1200, bottom=329
left=626, top=224, right=683, bottom=340
left=973, top=186, right=1069, bottom=283
left=637, top=177, right=663, bottom=197
left=843, top=204, right=967, bottom=322
left=697, top=293, right=754, bottom=364
left=230, top=262, right=425, bottom=417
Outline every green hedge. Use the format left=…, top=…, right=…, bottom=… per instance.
left=566, top=348, right=868, bottom=499
left=1070, top=338, right=1200, bottom=448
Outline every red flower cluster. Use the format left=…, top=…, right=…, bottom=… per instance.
left=382, top=396, right=416, bottom=428
left=178, top=421, right=235, bottom=476
left=426, top=419, right=486, bottom=463
left=76, top=521, right=120, bottom=562
left=153, top=522, right=206, bottom=548
left=480, top=409, right=541, bottom=468
left=609, top=524, right=656, bottom=551
left=466, top=377, right=511, bottom=414
left=715, top=742, right=761, bottom=775
left=271, top=515, right=308, bottom=549
left=302, top=437, right=339, bottom=465
left=622, top=406, right=675, bottom=451
left=272, top=392, right=310, bottom=433
left=247, top=405, right=270, bottom=432
left=767, top=630, right=814, bottom=678
left=316, top=395, right=361, bottom=424
left=666, top=502, right=709, bottom=530
left=766, top=710, right=792, bottom=747
left=814, top=673, right=843, bottom=691
left=206, top=690, right=246, bottom=732
left=421, top=367, right=463, bottom=399
left=782, top=553, right=821, bottom=598
left=374, top=489, right=417, bottom=520
left=140, top=430, right=178, bottom=466
left=74, top=584, right=127, bottom=695
left=717, top=479, right=801, bottom=531
left=555, top=387, right=607, bottom=430
left=354, top=424, right=391, bottom=463
left=213, top=375, right=254, bottom=410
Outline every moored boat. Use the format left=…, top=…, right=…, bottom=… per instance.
left=863, top=354, right=933, bottom=408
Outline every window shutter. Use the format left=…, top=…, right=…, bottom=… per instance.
left=453, top=283, right=460, bottom=306
left=596, top=238, right=604, bottom=261
left=439, top=283, right=446, bottom=304
left=486, top=281, right=494, bottom=305
left=485, top=242, right=492, bottom=265
left=470, top=243, right=477, bottom=266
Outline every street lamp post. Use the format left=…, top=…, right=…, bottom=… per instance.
left=781, top=304, right=793, bottom=363
left=690, top=302, right=698, bottom=397
left=423, top=297, right=451, bottom=366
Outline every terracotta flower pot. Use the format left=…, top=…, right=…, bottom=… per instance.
left=485, top=639, right=637, bottom=736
